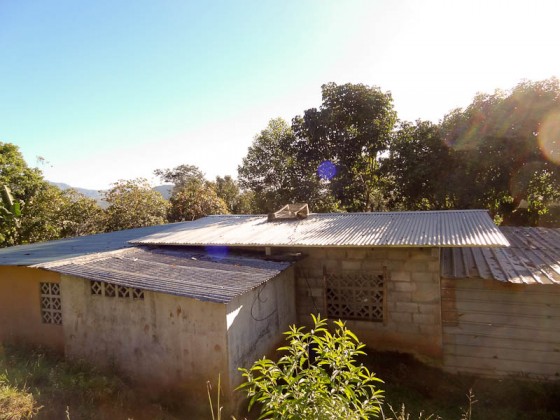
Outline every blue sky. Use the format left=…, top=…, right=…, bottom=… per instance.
left=1, top=0, right=559, bottom=189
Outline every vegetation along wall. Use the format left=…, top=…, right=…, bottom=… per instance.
left=0, top=267, right=64, bottom=352
left=442, top=278, right=560, bottom=380
left=291, top=247, right=442, bottom=360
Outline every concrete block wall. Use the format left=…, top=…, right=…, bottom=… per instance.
left=288, top=247, right=443, bottom=360
left=61, top=274, right=229, bottom=407
left=0, top=267, right=64, bottom=352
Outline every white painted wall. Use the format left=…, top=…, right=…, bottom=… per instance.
left=226, top=268, right=296, bottom=406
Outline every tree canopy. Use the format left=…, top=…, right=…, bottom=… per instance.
left=238, top=118, right=304, bottom=213
left=155, top=165, right=228, bottom=221
left=239, top=78, right=560, bottom=225
left=2, top=78, right=559, bottom=248
left=0, top=143, right=47, bottom=246
left=384, top=120, right=453, bottom=211
left=103, top=178, right=169, bottom=231
left=239, top=83, right=398, bottom=213
left=292, top=82, right=397, bottom=212
left=437, top=78, right=560, bottom=224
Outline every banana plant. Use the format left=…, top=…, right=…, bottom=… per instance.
left=0, top=185, right=21, bottom=226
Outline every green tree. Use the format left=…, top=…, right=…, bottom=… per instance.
left=19, top=185, right=106, bottom=243
left=0, top=143, right=45, bottom=203
left=103, top=178, right=169, bottom=231
left=154, top=164, right=206, bottom=193
left=384, top=120, right=454, bottom=210
left=0, top=143, right=107, bottom=244
left=18, top=183, right=70, bottom=243
left=238, top=315, right=383, bottom=420
left=292, top=83, right=397, bottom=212
left=440, top=78, right=560, bottom=223
left=238, top=118, right=301, bottom=213
left=168, top=182, right=228, bottom=221
left=235, top=190, right=258, bottom=214
left=214, top=175, right=258, bottom=214
left=215, top=175, right=252, bottom=214
left=57, top=189, right=105, bottom=237
left=0, top=143, right=92, bottom=246
left=238, top=118, right=338, bottom=213
left=155, top=164, right=228, bottom=221
left=0, top=185, right=21, bottom=241
left=524, top=169, right=560, bottom=226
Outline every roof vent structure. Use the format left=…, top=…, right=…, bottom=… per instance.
left=268, top=203, right=309, bottom=222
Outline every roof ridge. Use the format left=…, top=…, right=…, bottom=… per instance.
left=205, top=209, right=491, bottom=218
left=32, top=247, right=135, bottom=269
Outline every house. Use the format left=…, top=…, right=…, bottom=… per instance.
left=38, top=246, right=296, bottom=414
left=0, top=223, right=295, bottom=415
left=128, top=209, right=509, bottom=361
left=2, top=209, right=558, bottom=416
left=0, top=223, right=188, bottom=353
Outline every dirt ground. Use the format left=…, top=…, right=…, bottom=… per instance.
left=361, top=349, right=560, bottom=420
left=5, top=342, right=559, bottom=419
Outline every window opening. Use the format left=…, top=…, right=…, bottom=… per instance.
left=104, top=283, right=116, bottom=297
left=324, top=270, right=385, bottom=322
left=40, top=282, right=62, bottom=325
left=117, top=285, right=131, bottom=298
left=90, top=281, right=144, bottom=300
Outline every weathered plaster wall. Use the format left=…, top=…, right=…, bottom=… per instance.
left=226, top=267, right=296, bottom=399
left=442, top=278, right=560, bottom=379
left=290, top=247, right=442, bottom=360
left=61, top=275, right=228, bottom=405
left=0, top=267, right=64, bottom=352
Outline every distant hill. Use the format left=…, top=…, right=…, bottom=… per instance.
left=50, top=182, right=104, bottom=205
left=49, top=182, right=173, bottom=208
left=153, top=184, right=172, bottom=200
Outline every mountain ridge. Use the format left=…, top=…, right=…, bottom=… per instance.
left=48, top=182, right=173, bottom=207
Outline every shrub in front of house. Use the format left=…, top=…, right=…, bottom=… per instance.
left=237, top=314, right=384, bottom=420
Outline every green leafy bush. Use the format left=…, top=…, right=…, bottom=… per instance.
left=238, top=315, right=383, bottom=419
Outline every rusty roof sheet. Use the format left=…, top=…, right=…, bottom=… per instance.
left=131, top=210, right=508, bottom=248
left=38, top=247, right=292, bottom=303
left=441, top=226, right=560, bottom=284
left=0, top=222, right=191, bottom=266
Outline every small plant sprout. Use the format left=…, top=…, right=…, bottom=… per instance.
left=207, top=374, right=223, bottom=420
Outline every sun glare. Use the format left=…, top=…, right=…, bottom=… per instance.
left=538, top=110, right=560, bottom=165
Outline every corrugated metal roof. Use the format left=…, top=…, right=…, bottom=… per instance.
left=441, top=226, right=560, bottom=284
left=0, top=223, right=190, bottom=266
left=38, top=247, right=292, bottom=303
left=131, top=210, right=508, bottom=248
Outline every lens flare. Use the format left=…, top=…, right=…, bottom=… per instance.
left=205, top=246, right=228, bottom=260
left=538, top=110, right=560, bottom=165
left=444, top=110, right=487, bottom=151
left=317, top=160, right=336, bottom=180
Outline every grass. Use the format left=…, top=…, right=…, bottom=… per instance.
left=2, top=342, right=559, bottom=419
left=0, top=372, right=39, bottom=420
left=0, top=343, right=180, bottom=420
